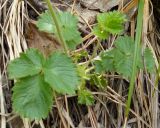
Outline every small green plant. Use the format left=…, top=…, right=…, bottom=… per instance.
left=7, top=0, right=155, bottom=122
left=37, top=11, right=82, bottom=50
left=93, top=11, right=127, bottom=39
left=8, top=49, right=79, bottom=120
left=94, top=36, right=155, bottom=78
left=78, top=89, right=94, bottom=105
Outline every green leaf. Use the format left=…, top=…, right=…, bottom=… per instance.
left=144, top=48, right=155, bottom=73
left=77, top=65, right=90, bottom=80
left=113, top=36, right=134, bottom=77
left=12, top=75, right=53, bottom=120
left=72, top=50, right=88, bottom=62
left=60, top=11, right=77, bottom=28
left=101, top=50, right=116, bottom=71
left=114, top=36, right=143, bottom=77
left=93, top=25, right=109, bottom=40
left=113, top=36, right=136, bottom=77
left=102, top=11, right=127, bottom=34
left=94, top=60, right=104, bottom=73
left=94, top=49, right=115, bottom=73
left=44, top=52, right=79, bottom=94
left=36, top=10, right=56, bottom=33
left=114, top=49, right=133, bottom=77
left=93, top=11, right=126, bottom=39
left=8, top=49, right=45, bottom=79
left=90, top=74, right=107, bottom=89
left=58, top=12, right=82, bottom=50
left=114, top=36, right=134, bottom=54
left=36, top=11, right=82, bottom=50
left=78, top=89, right=94, bottom=105
left=94, top=36, right=142, bottom=78
left=64, top=28, right=82, bottom=50
left=94, top=11, right=127, bottom=38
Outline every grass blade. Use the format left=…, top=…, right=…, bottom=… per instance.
left=124, top=0, right=144, bottom=124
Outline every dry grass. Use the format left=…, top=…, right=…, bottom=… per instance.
left=0, top=0, right=160, bottom=128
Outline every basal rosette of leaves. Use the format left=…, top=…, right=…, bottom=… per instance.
left=95, top=36, right=155, bottom=78
left=36, top=10, right=82, bottom=50
left=8, top=49, right=80, bottom=120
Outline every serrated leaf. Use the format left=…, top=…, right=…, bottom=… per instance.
left=36, top=10, right=56, bottom=33
left=77, top=65, right=90, bottom=80
left=90, top=74, right=107, bottom=89
left=113, top=36, right=135, bottom=77
left=8, top=49, right=45, bottom=79
left=63, top=28, right=82, bottom=50
left=44, top=52, right=79, bottom=94
left=114, top=49, right=133, bottom=77
left=36, top=11, right=82, bottom=50
left=95, top=36, right=142, bottom=78
left=94, top=60, right=105, bottom=73
left=12, top=75, right=53, bottom=120
left=93, top=25, right=109, bottom=40
left=101, top=50, right=116, bottom=71
left=114, top=36, right=134, bottom=54
left=78, top=89, right=94, bottom=105
left=144, top=48, right=155, bottom=73
left=58, top=12, right=82, bottom=50
left=95, top=11, right=127, bottom=37
left=103, top=11, right=127, bottom=34
left=94, top=49, right=115, bottom=73
left=60, top=11, right=77, bottom=28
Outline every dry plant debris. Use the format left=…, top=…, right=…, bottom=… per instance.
left=25, top=22, right=61, bottom=56
left=0, top=0, right=160, bottom=128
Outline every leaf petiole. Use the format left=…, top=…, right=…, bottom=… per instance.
left=44, top=0, right=69, bottom=55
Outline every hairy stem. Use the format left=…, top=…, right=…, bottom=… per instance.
left=44, top=0, right=68, bottom=54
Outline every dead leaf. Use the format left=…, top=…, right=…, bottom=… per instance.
left=68, top=4, right=98, bottom=25
left=9, top=116, right=24, bottom=128
left=25, top=22, right=61, bottom=56
left=80, top=0, right=121, bottom=12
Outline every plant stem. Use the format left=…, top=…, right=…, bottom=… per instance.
left=125, top=0, right=144, bottom=120
left=86, top=38, right=100, bottom=67
left=44, top=0, right=69, bottom=54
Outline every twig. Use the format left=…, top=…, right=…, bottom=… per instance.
left=54, top=93, right=67, bottom=128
